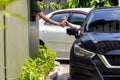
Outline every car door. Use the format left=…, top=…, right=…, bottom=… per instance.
left=40, top=12, right=70, bottom=58
left=65, top=11, right=87, bottom=54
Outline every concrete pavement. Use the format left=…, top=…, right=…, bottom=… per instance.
left=57, top=64, right=70, bottom=80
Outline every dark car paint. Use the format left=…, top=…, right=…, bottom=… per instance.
left=80, top=33, right=120, bottom=54
left=69, top=7, right=120, bottom=79
left=80, top=7, right=120, bottom=54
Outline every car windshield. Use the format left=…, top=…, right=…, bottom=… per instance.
left=85, top=9, right=120, bottom=33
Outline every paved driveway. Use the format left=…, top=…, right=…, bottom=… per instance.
left=57, top=64, right=69, bottom=80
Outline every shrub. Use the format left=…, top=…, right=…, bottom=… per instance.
left=19, top=45, right=56, bottom=80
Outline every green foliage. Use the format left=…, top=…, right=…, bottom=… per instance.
left=0, top=0, right=25, bottom=19
left=90, top=0, right=113, bottom=8
left=65, top=0, right=113, bottom=8
left=0, top=10, right=26, bottom=20
left=19, top=45, right=56, bottom=80
left=65, top=0, right=79, bottom=8
left=38, top=1, right=63, bottom=10
left=0, top=25, right=7, bottom=29
left=46, top=2, right=63, bottom=10
left=38, top=0, right=114, bottom=10
left=0, top=0, right=16, bottom=6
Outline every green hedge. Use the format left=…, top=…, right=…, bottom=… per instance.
left=19, top=45, right=56, bottom=80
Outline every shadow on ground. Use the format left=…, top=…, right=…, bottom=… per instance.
left=57, top=73, right=69, bottom=80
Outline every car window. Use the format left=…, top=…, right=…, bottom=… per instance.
left=85, top=10, right=120, bottom=33
left=70, top=13, right=86, bottom=25
left=45, top=13, right=69, bottom=25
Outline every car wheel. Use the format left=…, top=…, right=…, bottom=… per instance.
left=70, top=44, right=103, bottom=80
left=39, top=40, right=45, bottom=46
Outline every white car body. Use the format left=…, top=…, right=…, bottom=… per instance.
left=39, top=8, right=92, bottom=60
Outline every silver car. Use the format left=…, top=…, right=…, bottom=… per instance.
left=39, top=8, right=92, bottom=60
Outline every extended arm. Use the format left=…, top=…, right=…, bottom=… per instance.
left=38, top=12, right=66, bottom=26
left=65, top=20, right=82, bottom=30
left=31, top=0, right=66, bottom=27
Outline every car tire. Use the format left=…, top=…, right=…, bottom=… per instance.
left=39, top=40, right=45, bottom=46
left=70, top=43, right=103, bottom=80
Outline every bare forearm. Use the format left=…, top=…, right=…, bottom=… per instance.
left=39, top=12, right=61, bottom=26
left=66, top=21, right=81, bottom=30
left=40, top=15, right=60, bottom=25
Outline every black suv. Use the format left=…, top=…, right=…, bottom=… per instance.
left=67, top=7, right=120, bottom=80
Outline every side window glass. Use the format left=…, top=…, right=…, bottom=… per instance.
left=70, top=13, right=86, bottom=25
left=45, top=13, right=69, bottom=25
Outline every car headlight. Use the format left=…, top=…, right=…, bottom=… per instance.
left=74, top=43, right=96, bottom=58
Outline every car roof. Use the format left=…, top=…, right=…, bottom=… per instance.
left=49, top=8, right=92, bottom=14
left=45, top=8, right=93, bottom=18
left=90, top=7, right=120, bottom=12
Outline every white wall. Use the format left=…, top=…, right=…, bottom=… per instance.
left=0, top=14, right=5, bottom=80
left=0, top=0, right=29, bottom=80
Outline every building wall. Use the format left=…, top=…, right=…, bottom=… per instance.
left=0, top=14, right=5, bottom=80
left=0, top=0, right=29, bottom=80
left=29, top=20, right=39, bottom=57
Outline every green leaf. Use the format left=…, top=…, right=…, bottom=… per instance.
left=0, top=25, right=7, bottom=29
left=0, top=10, right=26, bottom=20
left=0, top=0, right=17, bottom=6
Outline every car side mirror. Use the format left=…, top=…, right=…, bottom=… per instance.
left=67, top=28, right=79, bottom=39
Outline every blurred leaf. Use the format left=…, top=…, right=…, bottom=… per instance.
left=38, top=1, right=45, bottom=9
left=0, top=25, right=7, bottom=29
left=0, top=0, right=17, bottom=6
left=0, top=10, right=26, bottom=20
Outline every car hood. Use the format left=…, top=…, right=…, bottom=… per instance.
left=80, top=33, right=120, bottom=54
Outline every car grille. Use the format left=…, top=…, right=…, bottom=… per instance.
left=96, top=41, right=120, bottom=54
left=105, top=55, right=120, bottom=66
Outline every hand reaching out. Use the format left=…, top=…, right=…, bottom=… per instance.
left=59, top=20, right=67, bottom=27
left=64, top=20, right=82, bottom=30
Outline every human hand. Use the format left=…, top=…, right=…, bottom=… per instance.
left=64, top=20, right=82, bottom=30
left=59, top=20, right=67, bottom=27
left=32, top=12, right=39, bottom=17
